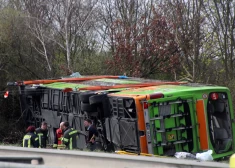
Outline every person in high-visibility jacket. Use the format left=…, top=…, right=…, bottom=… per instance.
left=23, top=126, right=39, bottom=148
left=61, top=122, right=84, bottom=150
left=53, top=122, right=64, bottom=149
left=36, top=121, right=48, bottom=148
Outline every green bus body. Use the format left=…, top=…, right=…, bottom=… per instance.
left=110, top=84, right=235, bottom=159
left=13, top=77, right=235, bottom=160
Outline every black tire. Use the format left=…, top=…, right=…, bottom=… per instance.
left=89, top=94, right=107, bottom=105
left=79, top=91, right=96, bottom=103
left=80, top=102, right=97, bottom=112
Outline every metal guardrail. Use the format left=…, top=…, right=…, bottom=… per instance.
left=0, top=156, right=43, bottom=164
left=0, top=161, right=61, bottom=168
left=0, top=146, right=229, bottom=168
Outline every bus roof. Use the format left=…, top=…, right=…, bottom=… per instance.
left=109, top=84, right=228, bottom=96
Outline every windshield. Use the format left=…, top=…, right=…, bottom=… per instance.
left=207, top=92, right=232, bottom=154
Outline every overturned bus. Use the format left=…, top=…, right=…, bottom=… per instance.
left=7, top=75, right=235, bottom=159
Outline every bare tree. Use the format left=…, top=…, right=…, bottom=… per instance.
left=100, top=0, right=180, bottom=78
left=27, top=6, right=52, bottom=71
left=161, top=0, right=211, bottom=82
left=203, top=0, right=235, bottom=80
left=21, top=0, right=99, bottom=72
left=98, top=0, right=157, bottom=53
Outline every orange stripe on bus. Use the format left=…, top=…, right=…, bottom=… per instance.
left=22, top=76, right=123, bottom=85
left=135, top=96, right=148, bottom=154
left=196, top=100, right=209, bottom=150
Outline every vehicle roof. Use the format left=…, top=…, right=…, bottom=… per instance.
left=108, top=84, right=228, bottom=96
left=43, top=78, right=139, bottom=87
left=38, top=77, right=176, bottom=90
left=19, top=76, right=228, bottom=96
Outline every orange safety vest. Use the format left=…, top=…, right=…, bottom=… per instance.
left=56, top=128, right=63, bottom=145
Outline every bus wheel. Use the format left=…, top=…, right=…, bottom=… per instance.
left=80, top=102, right=97, bottom=112
left=89, top=94, right=107, bottom=105
left=79, top=91, right=96, bottom=103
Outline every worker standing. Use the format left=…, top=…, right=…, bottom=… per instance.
left=35, top=121, right=48, bottom=148
left=53, top=122, right=65, bottom=149
left=84, top=119, right=98, bottom=151
left=23, top=126, right=39, bottom=148
left=61, top=122, right=84, bottom=150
